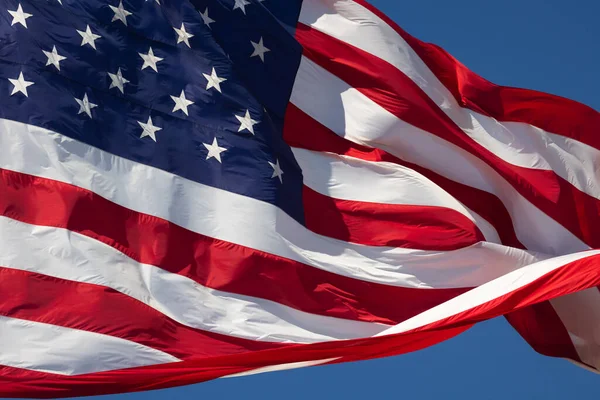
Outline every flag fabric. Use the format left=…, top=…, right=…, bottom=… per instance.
left=0, top=0, right=599, bottom=397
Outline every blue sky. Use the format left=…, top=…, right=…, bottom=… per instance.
left=12, top=0, right=600, bottom=399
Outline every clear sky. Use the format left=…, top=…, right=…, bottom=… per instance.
left=14, top=1, right=600, bottom=399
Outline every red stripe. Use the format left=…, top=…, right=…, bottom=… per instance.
left=504, top=301, right=580, bottom=361
left=2, top=253, right=599, bottom=398
left=284, top=103, right=524, bottom=249
left=0, top=168, right=467, bottom=326
left=303, top=186, right=485, bottom=250
left=0, top=267, right=284, bottom=359
left=295, top=23, right=600, bottom=249
left=353, top=0, right=600, bottom=151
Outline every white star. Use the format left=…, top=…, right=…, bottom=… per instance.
left=74, top=93, right=97, bottom=119
left=235, top=110, right=258, bottom=134
left=145, top=0, right=160, bottom=4
left=137, top=116, right=162, bottom=142
left=199, top=8, right=215, bottom=28
left=170, top=90, right=194, bottom=116
left=8, top=71, right=34, bottom=97
left=8, top=4, right=32, bottom=28
left=203, top=68, right=226, bottom=93
left=139, top=47, right=163, bottom=72
left=269, top=159, right=284, bottom=183
left=77, top=25, right=101, bottom=50
left=42, top=46, right=66, bottom=71
left=233, top=0, right=250, bottom=14
left=108, top=68, right=130, bottom=93
left=250, top=37, right=270, bottom=62
left=109, top=1, right=132, bottom=26
left=203, top=138, right=227, bottom=163
left=173, top=23, right=194, bottom=48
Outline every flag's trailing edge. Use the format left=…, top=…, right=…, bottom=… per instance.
left=0, top=0, right=598, bottom=397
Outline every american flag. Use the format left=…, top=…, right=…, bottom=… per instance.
left=0, top=0, right=599, bottom=396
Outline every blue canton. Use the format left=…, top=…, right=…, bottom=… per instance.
left=0, top=0, right=305, bottom=223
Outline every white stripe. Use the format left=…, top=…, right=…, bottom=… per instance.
left=292, top=147, right=500, bottom=243
left=463, top=117, right=600, bottom=201
left=378, top=250, right=600, bottom=337
left=290, top=56, right=590, bottom=255
left=0, top=315, right=179, bottom=375
left=295, top=147, right=474, bottom=208
left=0, top=216, right=388, bottom=343
left=298, top=0, right=600, bottom=201
left=0, top=118, right=544, bottom=289
left=223, top=358, right=338, bottom=378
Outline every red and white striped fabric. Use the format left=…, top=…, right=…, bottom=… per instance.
left=1, top=0, right=599, bottom=397
left=288, top=0, right=600, bottom=371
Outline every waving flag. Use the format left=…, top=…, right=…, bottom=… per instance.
left=0, top=0, right=599, bottom=397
